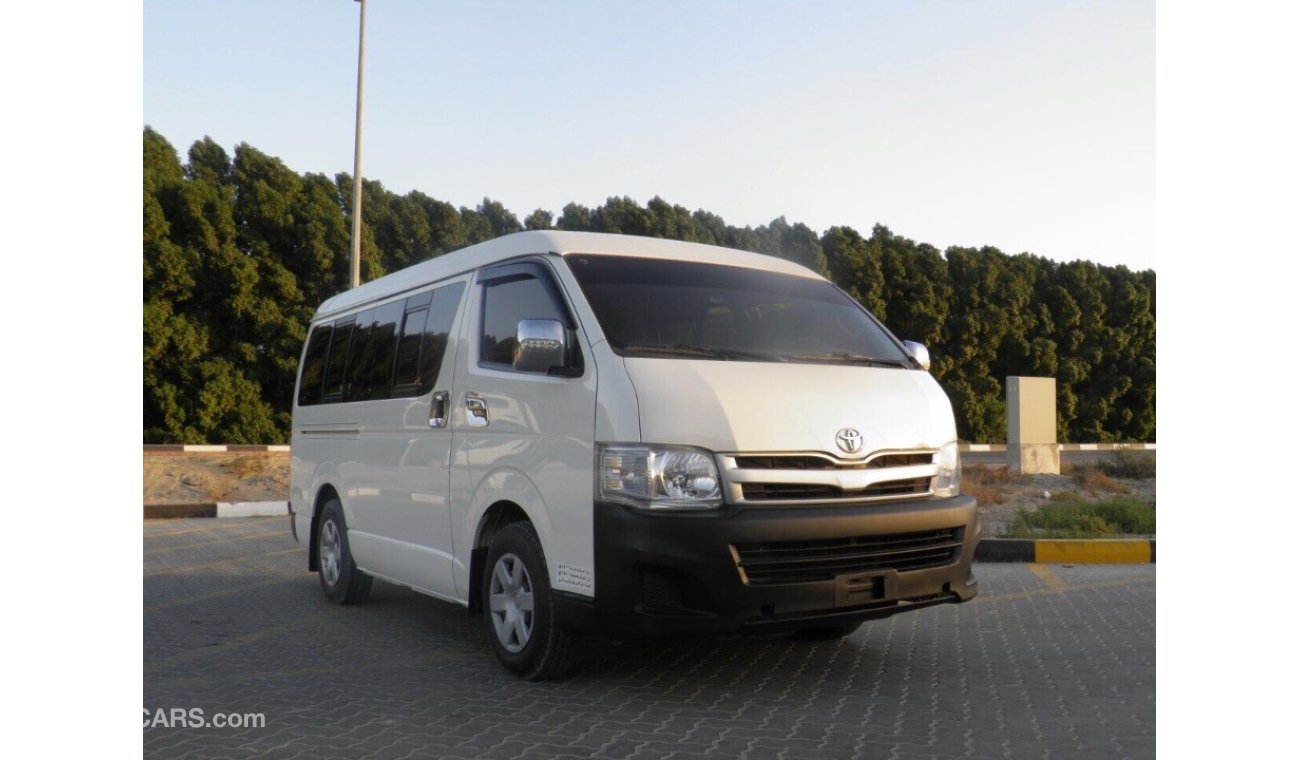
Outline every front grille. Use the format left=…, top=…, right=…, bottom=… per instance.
left=732, top=528, right=963, bottom=586
left=740, top=477, right=930, bottom=502
left=734, top=453, right=932, bottom=470
left=741, top=483, right=841, bottom=500
left=720, top=450, right=938, bottom=505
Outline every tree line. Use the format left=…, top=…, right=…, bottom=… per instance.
left=144, top=128, right=1155, bottom=444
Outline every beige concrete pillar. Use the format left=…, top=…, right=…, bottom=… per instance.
left=1007, top=376, right=1059, bottom=474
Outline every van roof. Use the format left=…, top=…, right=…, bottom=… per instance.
left=315, top=230, right=823, bottom=319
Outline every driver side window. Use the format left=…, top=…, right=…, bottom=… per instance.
left=480, top=275, right=564, bottom=366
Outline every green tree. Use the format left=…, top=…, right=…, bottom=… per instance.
left=555, top=202, right=594, bottom=231
left=142, top=129, right=1155, bottom=444
left=758, top=217, right=828, bottom=275
left=477, top=198, right=523, bottom=238
left=821, top=225, right=886, bottom=315
left=524, top=208, right=553, bottom=230
left=870, top=225, right=951, bottom=351
left=143, top=129, right=281, bottom=443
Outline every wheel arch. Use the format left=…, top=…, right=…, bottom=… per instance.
left=467, top=499, right=532, bottom=615
left=307, top=482, right=341, bottom=573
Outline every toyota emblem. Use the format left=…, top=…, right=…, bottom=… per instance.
left=835, top=427, right=864, bottom=454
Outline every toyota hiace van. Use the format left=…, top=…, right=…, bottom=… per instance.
left=290, top=231, right=978, bottom=678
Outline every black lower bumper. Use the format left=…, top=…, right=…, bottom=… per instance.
left=555, top=495, right=979, bottom=637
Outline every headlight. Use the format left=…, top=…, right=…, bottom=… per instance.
left=931, top=441, right=961, bottom=498
left=598, top=444, right=722, bottom=511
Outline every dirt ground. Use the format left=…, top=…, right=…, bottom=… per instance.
left=143, top=453, right=1156, bottom=538
left=965, top=464, right=1156, bottom=537
left=143, top=453, right=289, bottom=504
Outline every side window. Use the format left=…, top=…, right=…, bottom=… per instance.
left=297, top=324, right=332, bottom=407
left=391, top=305, right=430, bottom=398
left=321, top=319, right=355, bottom=402
left=353, top=300, right=403, bottom=401
left=341, top=309, right=376, bottom=401
left=417, top=283, right=465, bottom=394
left=393, top=282, right=466, bottom=397
left=481, top=275, right=564, bottom=366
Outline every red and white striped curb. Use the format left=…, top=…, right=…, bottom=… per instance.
left=959, top=443, right=1155, bottom=452
left=145, top=501, right=287, bottom=519
left=144, top=445, right=291, bottom=453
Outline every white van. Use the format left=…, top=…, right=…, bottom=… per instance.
left=290, top=230, right=978, bottom=678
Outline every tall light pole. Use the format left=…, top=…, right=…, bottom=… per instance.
left=349, top=0, right=367, bottom=289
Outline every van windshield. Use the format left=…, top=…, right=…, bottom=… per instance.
left=565, top=255, right=914, bottom=367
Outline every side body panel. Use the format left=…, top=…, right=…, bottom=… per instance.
left=291, top=418, right=358, bottom=541
left=343, top=277, right=470, bottom=600
left=450, top=258, right=601, bottom=601
left=289, top=277, right=470, bottom=603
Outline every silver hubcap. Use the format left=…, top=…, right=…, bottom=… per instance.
left=489, top=553, right=534, bottom=653
left=320, top=519, right=341, bottom=588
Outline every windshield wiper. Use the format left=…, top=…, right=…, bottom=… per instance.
left=787, top=352, right=913, bottom=368
left=620, top=344, right=787, bottom=362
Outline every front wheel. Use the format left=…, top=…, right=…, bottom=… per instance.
left=482, top=522, right=577, bottom=680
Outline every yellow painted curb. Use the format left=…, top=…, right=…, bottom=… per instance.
left=1034, top=540, right=1152, bottom=564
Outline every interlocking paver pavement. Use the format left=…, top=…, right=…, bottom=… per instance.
left=144, top=518, right=1154, bottom=759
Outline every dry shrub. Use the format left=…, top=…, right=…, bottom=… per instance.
left=1072, top=466, right=1130, bottom=496
left=964, top=482, right=1004, bottom=507
left=962, top=464, right=1012, bottom=506
left=222, top=454, right=275, bottom=479
left=1096, top=450, right=1157, bottom=480
left=963, top=464, right=1013, bottom=486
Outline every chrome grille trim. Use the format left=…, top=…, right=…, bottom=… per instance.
left=733, top=452, right=933, bottom=470
left=718, top=450, right=938, bottom=505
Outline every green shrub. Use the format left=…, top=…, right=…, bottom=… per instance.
left=1000, top=497, right=1156, bottom=538
left=1095, top=450, right=1157, bottom=480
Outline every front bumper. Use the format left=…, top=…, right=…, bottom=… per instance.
left=557, top=495, right=978, bottom=637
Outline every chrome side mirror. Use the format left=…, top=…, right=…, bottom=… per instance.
left=514, top=319, right=568, bottom=373
left=902, top=340, right=931, bottom=371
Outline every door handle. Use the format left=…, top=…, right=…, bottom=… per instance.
left=465, top=393, right=489, bottom=428
left=428, top=390, right=449, bottom=429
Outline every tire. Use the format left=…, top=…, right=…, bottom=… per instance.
left=794, top=621, right=862, bottom=640
left=317, top=499, right=372, bottom=605
left=482, top=522, right=578, bottom=680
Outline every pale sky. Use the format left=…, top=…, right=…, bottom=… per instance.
left=144, top=0, right=1155, bottom=270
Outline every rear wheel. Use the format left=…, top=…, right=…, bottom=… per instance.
left=317, top=499, right=372, bottom=605
left=482, top=522, right=577, bottom=680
